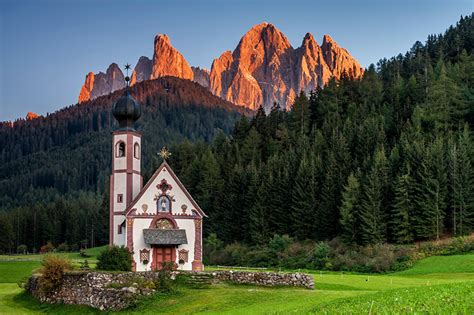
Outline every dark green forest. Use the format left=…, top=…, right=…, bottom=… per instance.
left=0, top=78, right=244, bottom=253
left=0, top=14, right=473, bottom=254
left=170, top=14, right=474, bottom=246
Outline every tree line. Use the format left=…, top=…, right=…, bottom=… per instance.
left=0, top=14, right=472, bottom=253
left=168, top=14, right=474, bottom=246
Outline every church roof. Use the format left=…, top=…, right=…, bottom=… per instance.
left=124, top=160, right=207, bottom=217
left=143, top=229, right=188, bottom=245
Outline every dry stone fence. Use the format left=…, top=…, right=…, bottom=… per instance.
left=27, top=270, right=314, bottom=310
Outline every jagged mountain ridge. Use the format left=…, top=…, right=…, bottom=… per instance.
left=78, top=22, right=363, bottom=110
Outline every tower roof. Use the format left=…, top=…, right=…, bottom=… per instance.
left=112, top=90, right=141, bottom=130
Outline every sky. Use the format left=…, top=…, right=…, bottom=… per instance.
left=0, top=0, right=472, bottom=121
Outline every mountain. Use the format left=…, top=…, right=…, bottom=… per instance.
left=78, top=63, right=126, bottom=103
left=192, top=66, right=210, bottom=88
left=78, top=23, right=363, bottom=110
left=210, top=23, right=364, bottom=110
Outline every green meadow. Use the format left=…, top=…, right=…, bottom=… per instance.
left=1, top=248, right=474, bottom=314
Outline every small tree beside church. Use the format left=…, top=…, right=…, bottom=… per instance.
left=96, top=246, right=133, bottom=271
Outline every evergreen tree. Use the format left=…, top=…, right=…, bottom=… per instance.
left=360, top=147, right=389, bottom=244
left=339, top=172, right=361, bottom=244
left=391, top=168, right=415, bottom=243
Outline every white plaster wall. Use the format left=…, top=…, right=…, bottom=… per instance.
left=133, top=166, right=198, bottom=216
left=175, top=218, right=196, bottom=271
left=132, top=136, right=141, bottom=172
left=113, top=134, right=127, bottom=171
left=132, top=218, right=153, bottom=271
left=113, top=215, right=126, bottom=246
left=132, top=173, right=141, bottom=199
left=113, top=173, right=127, bottom=212
left=131, top=218, right=196, bottom=271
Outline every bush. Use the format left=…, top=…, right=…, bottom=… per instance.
left=96, top=246, right=133, bottom=271
left=38, top=255, right=72, bottom=294
left=154, top=261, right=174, bottom=292
left=39, top=241, right=55, bottom=254
left=79, top=248, right=91, bottom=258
left=56, top=243, right=69, bottom=252
left=17, top=244, right=27, bottom=254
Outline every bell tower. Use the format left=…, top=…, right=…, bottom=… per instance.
left=110, top=64, right=142, bottom=246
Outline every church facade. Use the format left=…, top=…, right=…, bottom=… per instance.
left=109, top=87, right=205, bottom=272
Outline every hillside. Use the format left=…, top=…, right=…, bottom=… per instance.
left=0, top=77, right=246, bottom=251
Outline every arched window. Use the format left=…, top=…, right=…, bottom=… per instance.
left=116, top=142, right=125, bottom=157
left=157, top=195, right=171, bottom=213
left=134, top=143, right=140, bottom=159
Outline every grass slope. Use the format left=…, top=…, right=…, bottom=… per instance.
left=0, top=248, right=473, bottom=314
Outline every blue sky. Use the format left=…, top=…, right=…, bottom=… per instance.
left=0, top=0, right=472, bottom=121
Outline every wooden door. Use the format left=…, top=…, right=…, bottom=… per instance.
left=153, top=246, right=175, bottom=270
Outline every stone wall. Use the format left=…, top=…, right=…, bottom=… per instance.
left=211, top=270, right=314, bottom=289
left=26, top=271, right=158, bottom=311
left=26, top=270, right=314, bottom=311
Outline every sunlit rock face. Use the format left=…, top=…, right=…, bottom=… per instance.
left=210, top=23, right=364, bottom=110
left=78, top=24, right=363, bottom=110
left=150, top=34, right=194, bottom=81
left=78, top=63, right=125, bottom=103
left=26, top=112, right=39, bottom=120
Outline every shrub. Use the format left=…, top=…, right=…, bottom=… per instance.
left=79, top=248, right=91, bottom=258
left=56, top=243, right=69, bottom=252
left=96, top=246, right=132, bottom=271
left=39, top=241, right=55, bottom=254
left=80, top=260, right=90, bottom=270
left=17, top=244, right=27, bottom=254
left=38, top=255, right=72, bottom=294
left=311, top=242, right=331, bottom=269
left=154, top=261, right=174, bottom=292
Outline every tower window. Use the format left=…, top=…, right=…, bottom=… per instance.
left=117, top=194, right=123, bottom=203
left=134, top=143, right=140, bottom=159
left=116, top=142, right=125, bottom=157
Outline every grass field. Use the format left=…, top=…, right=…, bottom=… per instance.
left=1, top=248, right=473, bottom=314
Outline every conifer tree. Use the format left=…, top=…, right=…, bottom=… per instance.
left=339, top=172, right=361, bottom=244
left=360, top=147, right=389, bottom=244
left=391, top=168, right=415, bottom=243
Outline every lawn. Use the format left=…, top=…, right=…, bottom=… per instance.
left=0, top=249, right=473, bottom=314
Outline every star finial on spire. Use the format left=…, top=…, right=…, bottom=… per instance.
left=158, top=147, right=171, bottom=160
left=124, top=63, right=131, bottom=87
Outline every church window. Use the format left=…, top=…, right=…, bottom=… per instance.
left=116, top=141, right=126, bottom=157
left=134, top=143, right=140, bottom=159
left=157, top=195, right=171, bottom=213
left=117, top=194, right=123, bottom=203
left=155, top=218, right=174, bottom=230
left=118, top=224, right=123, bottom=234
left=140, top=249, right=150, bottom=264
left=178, top=249, right=189, bottom=264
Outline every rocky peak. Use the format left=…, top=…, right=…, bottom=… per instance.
left=26, top=112, right=39, bottom=120
left=78, top=64, right=125, bottom=103
left=321, top=35, right=363, bottom=79
left=191, top=67, right=210, bottom=88
left=130, top=56, right=152, bottom=86
left=151, top=34, right=193, bottom=80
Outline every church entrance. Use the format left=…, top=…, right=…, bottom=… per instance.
left=152, top=246, right=176, bottom=270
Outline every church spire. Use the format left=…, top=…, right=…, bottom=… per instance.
left=112, top=63, right=141, bottom=131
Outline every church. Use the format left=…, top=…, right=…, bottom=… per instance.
left=109, top=79, right=205, bottom=272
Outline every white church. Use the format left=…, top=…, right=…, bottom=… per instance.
left=109, top=83, right=205, bottom=272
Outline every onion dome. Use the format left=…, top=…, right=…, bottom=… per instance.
left=112, top=63, right=141, bottom=130
left=112, top=90, right=141, bottom=130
